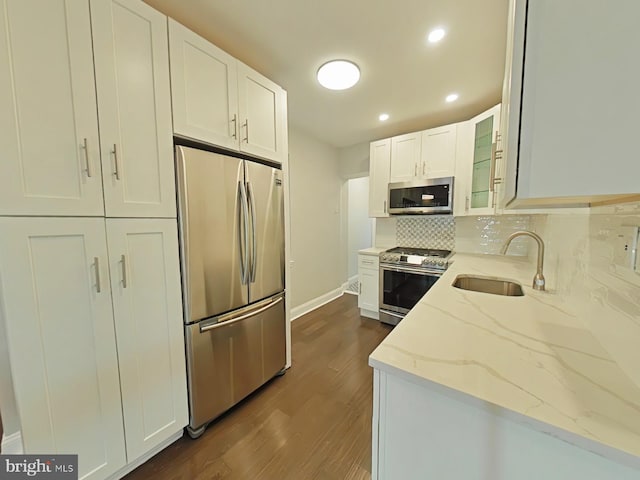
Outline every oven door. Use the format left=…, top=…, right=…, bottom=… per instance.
left=379, top=264, right=441, bottom=322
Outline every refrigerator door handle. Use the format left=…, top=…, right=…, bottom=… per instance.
left=199, top=295, right=283, bottom=332
left=238, top=181, right=250, bottom=285
left=246, top=181, right=258, bottom=283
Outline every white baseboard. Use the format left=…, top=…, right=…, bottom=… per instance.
left=1, top=431, right=23, bottom=454
left=291, top=286, right=345, bottom=321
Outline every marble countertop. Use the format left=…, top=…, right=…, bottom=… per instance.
left=369, top=253, right=640, bottom=466
left=358, top=247, right=387, bottom=256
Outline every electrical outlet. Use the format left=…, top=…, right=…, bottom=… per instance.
left=614, top=226, right=639, bottom=270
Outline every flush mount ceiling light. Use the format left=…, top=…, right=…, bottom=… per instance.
left=317, top=60, right=360, bottom=90
left=379, top=113, right=390, bottom=122
left=428, top=28, right=446, bottom=43
left=446, top=93, right=459, bottom=103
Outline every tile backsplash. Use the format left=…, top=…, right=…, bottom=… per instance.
left=396, top=216, right=455, bottom=250
left=455, top=215, right=532, bottom=256
left=389, top=214, right=533, bottom=255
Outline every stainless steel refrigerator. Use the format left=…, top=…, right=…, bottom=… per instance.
left=175, top=145, right=286, bottom=438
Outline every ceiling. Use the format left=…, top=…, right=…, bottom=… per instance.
left=144, top=0, right=510, bottom=148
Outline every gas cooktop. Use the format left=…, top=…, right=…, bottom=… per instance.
left=380, top=247, right=453, bottom=271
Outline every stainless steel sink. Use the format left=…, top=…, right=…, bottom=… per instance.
left=452, top=275, right=524, bottom=297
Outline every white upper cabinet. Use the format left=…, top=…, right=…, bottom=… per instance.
left=168, top=19, right=239, bottom=151
left=237, top=62, right=288, bottom=164
left=502, top=0, right=640, bottom=207
left=389, top=133, right=422, bottom=183
left=389, top=126, right=457, bottom=184
left=169, top=20, right=288, bottom=164
left=92, top=0, right=176, bottom=218
left=0, top=0, right=175, bottom=218
left=0, top=217, right=126, bottom=479
left=369, top=139, right=391, bottom=217
left=422, top=123, right=457, bottom=179
left=0, top=0, right=104, bottom=216
left=106, top=218, right=187, bottom=463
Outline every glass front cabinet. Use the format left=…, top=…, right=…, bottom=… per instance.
left=461, top=104, right=502, bottom=216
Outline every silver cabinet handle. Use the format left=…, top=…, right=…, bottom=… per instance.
left=81, top=138, right=92, bottom=177
left=121, top=254, right=128, bottom=288
left=414, top=163, right=417, bottom=176
left=489, top=141, right=497, bottom=193
left=112, top=144, right=120, bottom=180
left=465, top=195, right=470, bottom=211
left=383, top=200, right=387, bottom=213
left=243, top=119, right=249, bottom=143
left=422, top=163, right=426, bottom=176
left=231, top=114, right=237, bottom=139
left=94, top=257, right=102, bottom=293
left=359, top=282, right=362, bottom=294
left=246, top=182, right=257, bottom=283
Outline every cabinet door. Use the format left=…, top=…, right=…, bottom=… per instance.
left=92, top=0, right=176, bottom=218
left=468, top=104, right=501, bottom=215
left=422, top=124, right=457, bottom=179
left=0, top=0, right=104, bottom=216
left=0, top=217, right=125, bottom=479
left=390, top=133, right=421, bottom=182
left=106, top=218, right=188, bottom=462
left=369, top=139, right=391, bottom=217
left=358, top=267, right=379, bottom=312
left=169, top=19, right=239, bottom=150
left=237, top=62, right=288, bottom=164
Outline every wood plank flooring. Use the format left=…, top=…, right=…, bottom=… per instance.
left=124, top=293, right=392, bottom=480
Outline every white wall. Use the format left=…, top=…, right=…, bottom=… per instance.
left=338, top=141, right=370, bottom=179
left=288, top=127, right=345, bottom=309
left=347, top=178, right=373, bottom=279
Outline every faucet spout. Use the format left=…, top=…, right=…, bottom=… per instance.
left=500, top=231, right=546, bottom=291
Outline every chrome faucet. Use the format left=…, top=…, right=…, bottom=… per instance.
left=500, top=231, right=546, bottom=291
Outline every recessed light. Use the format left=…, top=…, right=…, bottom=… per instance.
left=379, top=113, right=389, bottom=122
left=317, top=60, right=360, bottom=90
left=428, top=28, right=446, bottom=43
left=446, top=93, right=459, bottom=103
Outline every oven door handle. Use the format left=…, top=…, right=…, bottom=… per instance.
left=380, top=264, right=443, bottom=276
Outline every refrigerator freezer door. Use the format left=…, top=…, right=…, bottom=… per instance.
left=185, top=294, right=286, bottom=430
left=245, top=161, right=285, bottom=303
left=176, top=146, right=248, bottom=323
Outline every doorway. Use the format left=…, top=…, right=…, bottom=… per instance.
left=346, top=177, right=373, bottom=293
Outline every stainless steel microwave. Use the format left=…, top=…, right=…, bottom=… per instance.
left=388, top=177, right=454, bottom=215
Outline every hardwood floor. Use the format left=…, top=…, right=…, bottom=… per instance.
left=124, top=293, right=392, bottom=480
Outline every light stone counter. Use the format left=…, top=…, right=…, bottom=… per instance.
left=359, top=247, right=387, bottom=256
left=369, top=253, right=640, bottom=467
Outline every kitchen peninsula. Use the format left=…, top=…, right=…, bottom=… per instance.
left=369, top=253, right=640, bottom=480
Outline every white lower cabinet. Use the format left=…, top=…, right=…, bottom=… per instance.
left=358, top=254, right=379, bottom=319
left=105, top=219, right=188, bottom=463
left=0, top=217, right=187, bottom=479
left=372, top=369, right=640, bottom=480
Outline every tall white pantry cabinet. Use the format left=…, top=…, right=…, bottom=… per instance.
left=0, top=1, right=188, bottom=480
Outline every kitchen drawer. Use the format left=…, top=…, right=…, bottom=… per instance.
left=359, top=255, right=379, bottom=270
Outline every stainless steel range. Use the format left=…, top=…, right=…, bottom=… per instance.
left=379, top=247, right=453, bottom=325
